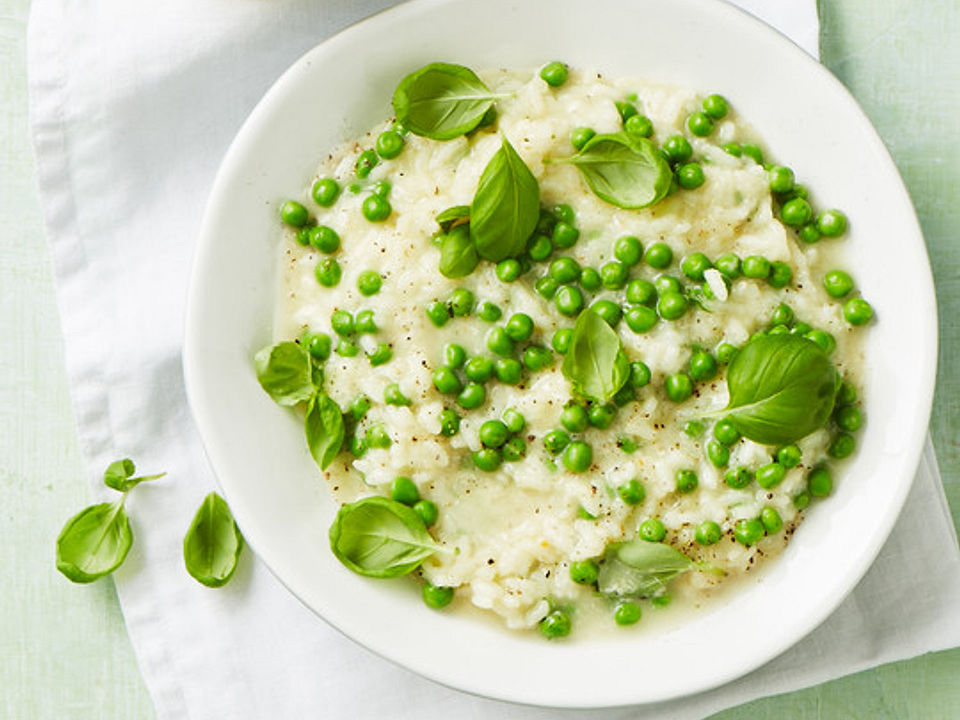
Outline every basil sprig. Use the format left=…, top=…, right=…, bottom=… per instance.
left=393, top=62, right=502, bottom=140
left=561, top=309, right=630, bottom=403
left=547, top=133, right=672, bottom=209
left=721, top=334, right=840, bottom=445
left=470, top=136, right=541, bottom=262
left=329, top=496, right=439, bottom=578
left=255, top=340, right=344, bottom=470
left=597, top=540, right=709, bottom=599
left=103, top=458, right=166, bottom=492
left=183, top=492, right=244, bottom=588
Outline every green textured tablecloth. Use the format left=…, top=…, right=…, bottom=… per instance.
left=1, top=0, right=957, bottom=717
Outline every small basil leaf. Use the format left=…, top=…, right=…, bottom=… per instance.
left=393, top=63, right=498, bottom=140
left=435, top=205, right=471, bottom=233
left=329, top=496, right=439, bottom=578
left=724, top=334, right=840, bottom=445
left=103, top=458, right=166, bottom=492
left=56, top=501, right=133, bottom=583
left=548, top=133, right=672, bottom=209
left=183, top=492, right=244, bottom=588
left=597, top=540, right=693, bottom=599
left=470, top=136, right=540, bottom=262
left=254, top=341, right=315, bottom=406
left=438, top=224, right=479, bottom=278
left=305, top=392, right=345, bottom=469
left=561, top=309, right=630, bottom=403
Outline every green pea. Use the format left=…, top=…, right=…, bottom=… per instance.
left=799, top=223, right=821, bottom=244
left=657, top=292, right=688, bottom=321
left=706, top=440, right=729, bottom=468
left=352, top=270, right=381, bottom=296
left=624, top=114, right=654, bottom=138
left=549, top=257, right=581, bottom=286
left=710, top=420, right=739, bottom=447
left=702, top=93, right=729, bottom=119
left=425, top=300, right=450, bottom=328
left=312, top=178, right=340, bottom=207
left=456, top=382, right=486, bottom=410
left=555, top=285, right=585, bottom=316
left=473, top=448, right=502, bottom=472
left=625, top=279, right=656, bottom=306
left=450, top=288, right=474, bottom=317
left=484, top=327, right=514, bottom=358
left=679, top=253, right=710, bottom=282
left=522, top=345, right=554, bottom=371
left=540, top=61, right=568, bottom=87
left=563, top=441, right=592, bottom=473
left=457, top=357, right=491, bottom=386
left=527, top=234, right=553, bottom=262
left=552, top=328, right=573, bottom=354
left=768, top=165, right=795, bottom=194
left=336, top=339, right=359, bottom=357
left=629, top=361, right=652, bottom=388
left=695, top=520, right=722, bottom=545
left=614, top=601, right=642, bottom=626
left=420, top=584, right=454, bottom=611
left=844, top=297, right=874, bottom=326
left=741, top=143, right=764, bottom=164
left=776, top=444, right=802, bottom=468
left=624, top=305, right=658, bottom=333
left=368, top=344, right=392, bottom=366
left=439, top=409, right=461, bottom=437
left=552, top=204, right=575, bottom=225
left=505, top=313, right=535, bottom=342
left=390, top=476, right=420, bottom=505
left=432, top=366, right=462, bottom=395
left=543, top=429, right=571, bottom=455
left=588, top=300, right=620, bottom=327
left=714, top=253, right=742, bottom=280
left=689, top=350, right=718, bottom=381
left=366, top=423, right=391, bottom=449
left=823, top=270, right=854, bottom=298
left=829, top=432, right=856, bottom=459
left=639, top=518, right=666, bottom=542
left=476, top=301, right=502, bottom=323
left=793, top=490, right=812, bottom=510
left=756, top=462, right=787, bottom=489
left=817, top=209, right=848, bottom=237
left=540, top=609, right=572, bottom=639
left=587, top=403, right=616, bottom=429
left=716, top=342, right=738, bottom=364
left=492, top=358, right=522, bottom=385
left=560, top=404, right=589, bottom=433
left=479, top=420, right=509, bottom=449
left=501, top=436, right=526, bottom=462
left=723, top=142, right=742, bottom=157
left=384, top=383, right=411, bottom=406
left=742, top=255, right=771, bottom=279
left=355, top=150, right=378, bottom=179
left=535, top=276, right=559, bottom=299
left=734, top=518, right=764, bottom=546
left=724, top=467, right=753, bottom=489
left=676, top=468, right=698, bottom=493
left=835, top=405, right=863, bottom=433
left=302, top=332, right=332, bottom=361
left=677, top=162, right=705, bottom=189
left=770, top=303, right=794, bottom=327
left=375, top=129, right=404, bottom=159
left=571, top=126, right=596, bottom=151
left=595, top=262, right=626, bottom=291
left=349, top=433, right=368, bottom=458
left=569, top=559, right=599, bottom=585
left=571, top=267, right=598, bottom=292
left=352, top=309, right=375, bottom=334
left=613, top=236, right=643, bottom=266
left=662, top=135, right=693, bottom=163
left=331, top=309, right=355, bottom=336
left=615, top=100, right=638, bottom=122
left=361, top=193, right=391, bottom=222
left=438, top=345, right=465, bottom=371
left=805, top=329, right=836, bottom=354
left=837, top=380, right=857, bottom=405
left=780, top=197, right=812, bottom=227
left=315, top=258, right=342, bottom=287
left=552, top=221, right=580, bottom=249
left=809, top=466, right=833, bottom=497
left=644, top=242, right=673, bottom=269
left=294, top=227, right=312, bottom=246
left=618, top=478, right=646, bottom=505
left=305, top=225, right=339, bottom=254
left=280, top=200, right=309, bottom=227
left=684, top=420, right=705, bottom=438
left=494, top=258, right=520, bottom=283
left=760, top=506, right=783, bottom=534
left=370, top=181, right=391, bottom=198
left=767, top=261, right=792, bottom=289
left=664, top=373, right=693, bottom=402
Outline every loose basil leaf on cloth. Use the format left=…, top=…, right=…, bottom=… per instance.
left=723, top=334, right=840, bottom=445
left=547, top=133, right=672, bottom=209
left=470, top=136, right=541, bottom=262
left=329, top=496, right=439, bottom=578
left=438, top=224, right=479, bottom=278
left=56, top=501, right=133, bottom=583
left=393, top=62, right=499, bottom=140
left=435, top=204, right=470, bottom=233
left=183, top=492, right=244, bottom=588
left=597, top=539, right=693, bottom=599
left=562, top=309, right=630, bottom=403
left=305, top=392, right=345, bottom=469
left=103, top=458, right=166, bottom=492
left=254, top=341, right=316, bottom=406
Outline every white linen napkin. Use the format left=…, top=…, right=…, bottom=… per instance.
left=28, top=1, right=960, bottom=718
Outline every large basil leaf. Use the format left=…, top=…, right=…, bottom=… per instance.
left=305, top=392, right=345, bottom=469
left=548, top=133, right=672, bottom=209
left=597, top=539, right=693, bottom=598
left=470, top=137, right=541, bottom=262
left=561, top=309, right=630, bottom=403
left=438, top=224, right=479, bottom=278
left=393, top=63, right=498, bottom=140
left=724, top=334, right=840, bottom=445
left=56, top=501, right=133, bottom=584
left=183, top=492, right=244, bottom=588
left=103, top=458, right=166, bottom=492
left=329, top=496, right=439, bottom=578
left=254, top=341, right=315, bottom=406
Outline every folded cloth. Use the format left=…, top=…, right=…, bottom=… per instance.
left=28, top=1, right=960, bottom=718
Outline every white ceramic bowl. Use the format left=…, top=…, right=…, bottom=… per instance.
left=184, top=0, right=937, bottom=707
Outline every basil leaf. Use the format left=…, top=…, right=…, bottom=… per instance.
left=597, top=540, right=693, bottom=599
left=103, top=458, right=166, bottom=492
left=393, top=62, right=498, bottom=140
left=470, top=137, right=540, bottom=262
left=438, top=224, right=479, bottom=278
left=548, top=133, right=672, bottom=209
left=561, top=309, right=630, bottom=403
left=329, top=496, right=439, bottom=578
left=56, top=501, right=133, bottom=583
left=724, top=334, right=840, bottom=445
left=254, top=341, right=315, bottom=406
left=435, top=204, right=470, bottom=233
left=183, top=492, right=244, bottom=588
left=305, top=392, right=345, bottom=469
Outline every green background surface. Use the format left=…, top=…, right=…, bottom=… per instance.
left=1, top=0, right=957, bottom=717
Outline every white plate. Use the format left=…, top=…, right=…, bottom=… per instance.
left=184, top=0, right=937, bottom=707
